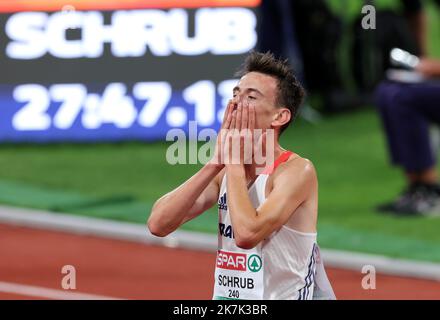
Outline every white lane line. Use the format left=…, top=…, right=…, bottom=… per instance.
left=0, top=205, right=440, bottom=281
left=321, top=249, right=440, bottom=281
left=0, top=281, right=122, bottom=300
left=0, top=205, right=216, bottom=251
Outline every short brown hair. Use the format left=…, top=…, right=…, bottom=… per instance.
left=235, top=51, right=305, bottom=134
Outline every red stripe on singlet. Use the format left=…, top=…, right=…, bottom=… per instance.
left=261, top=150, right=295, bottom=175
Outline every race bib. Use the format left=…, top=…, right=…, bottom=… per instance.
left=213, top=249, right=264, bottom=300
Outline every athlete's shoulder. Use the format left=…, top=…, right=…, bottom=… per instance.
left=275, top=153, right=317, bottom=184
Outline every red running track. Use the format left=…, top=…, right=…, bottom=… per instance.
left=0, top=224, right=439, bottom=300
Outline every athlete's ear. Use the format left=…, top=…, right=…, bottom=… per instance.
left=271, top=108, right=291, bottom=129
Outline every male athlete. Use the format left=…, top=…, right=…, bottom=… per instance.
left=148, top=51, right=335, bottom=300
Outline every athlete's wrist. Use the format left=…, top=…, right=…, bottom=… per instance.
left=225, top=163, right=246, bottom=176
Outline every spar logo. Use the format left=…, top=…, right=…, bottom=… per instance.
left=217, top=250, right=246, bottom=271
left=216, top=250, right=263, bottom=272
left=248, top=254, right=262, bottom=272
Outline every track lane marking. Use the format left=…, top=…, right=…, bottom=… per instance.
left=0, top=281, right=122, bottom=300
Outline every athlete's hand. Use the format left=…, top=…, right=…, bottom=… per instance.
left=209, top=100, right=235, bottom=167
left=224, top=99, right=255, bottom=166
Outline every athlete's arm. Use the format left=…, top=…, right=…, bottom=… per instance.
left=147, top=101, right=235, bottom=237
left=148, top=164, right=223, bottom=237
left=226, top=159, right=316, bottom=249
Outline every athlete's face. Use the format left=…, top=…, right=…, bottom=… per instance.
left=232, top=72, right=288, bottom=132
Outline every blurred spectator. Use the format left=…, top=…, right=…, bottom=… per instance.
left=257, top=0, right=342, bottom=98
left=375, top=0, right=440, bottom=216
left=401, top=0, right=440, bottom=56
left=257, top=0, right=305, bottom=83
left=352, top=0, right=440, bottom=93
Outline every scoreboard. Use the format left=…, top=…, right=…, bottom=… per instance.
left=0, top=0, right=260, bottom=142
